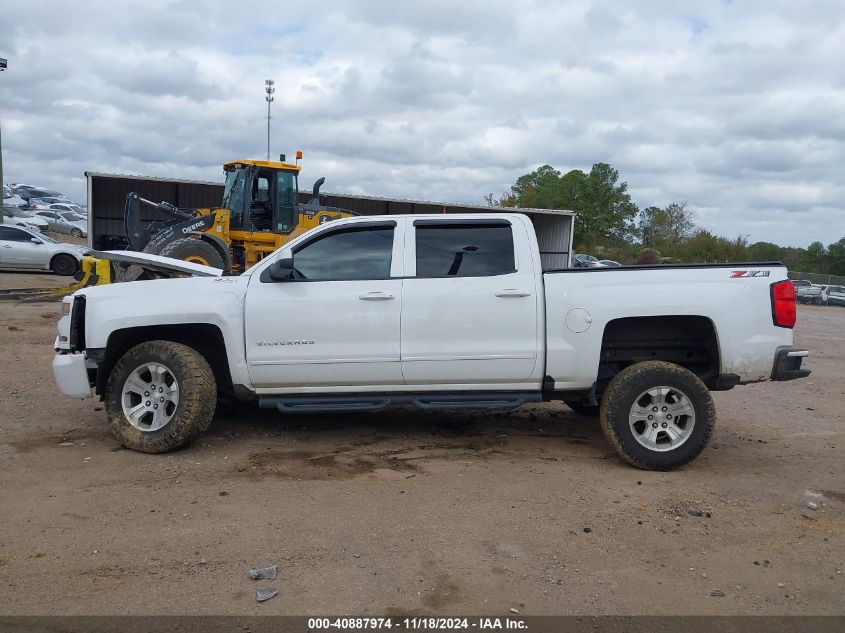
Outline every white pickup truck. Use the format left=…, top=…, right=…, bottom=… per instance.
left=52, top=213, right=810, bottom=470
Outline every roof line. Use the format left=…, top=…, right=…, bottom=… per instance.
left=84, top=171, right=575, bottom=216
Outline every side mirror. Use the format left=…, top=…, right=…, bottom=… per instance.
left=268, top=255, right=294, bottom=281
left=30, top=237, right=41, bottom=244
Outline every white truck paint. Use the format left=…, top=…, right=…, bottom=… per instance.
left=52, top=213, right=810, bottom=469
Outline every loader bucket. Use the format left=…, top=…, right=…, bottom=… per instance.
left=0, top=256, right=112, bottom=302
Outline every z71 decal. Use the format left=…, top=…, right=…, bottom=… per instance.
left=730, top=270, right=771, bottom=278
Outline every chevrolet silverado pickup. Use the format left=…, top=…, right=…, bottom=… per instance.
left=52, top=213, right=810, bottom=470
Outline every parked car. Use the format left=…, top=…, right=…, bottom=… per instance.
left=0, top=225, right=84, bottom=275
left=53, top=212, right=809, bottom=471
left=3, top=186, right=27, bottom=208
left=792, top=279, right=822, bottom=304
left=19, top=188, right=68, bottom=203
left=47, top=202, right=87, bottom=217
left=28, top=197, right=74, bottom=209
left=7, top=183, right=39, bottom=194
left=3, top=206, right=50, bottom=232
left=32, top=210, right=88, bottom=238
left=599, top=259, right=622, bottom=267
left=821, top=285, right=845, bottom=306
left=572, top=254, right=606, bottom=268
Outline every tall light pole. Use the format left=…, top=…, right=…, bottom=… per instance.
left=264, top=79, right=275, bottom=161
left=0, top=57, right=7, bottom=225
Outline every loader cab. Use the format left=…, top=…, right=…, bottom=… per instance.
left=223, top=160, right=300, bottom=234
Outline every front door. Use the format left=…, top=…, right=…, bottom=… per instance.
left=400, top=219, right=541, bottom=386
left=245, top=220, right=405, bottom=389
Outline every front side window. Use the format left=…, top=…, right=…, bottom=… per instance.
left=415, top=223, right=515, bottom=278
left=291, top=225, right=394, bottom=280
left=0, top=226, right=34, bottom=242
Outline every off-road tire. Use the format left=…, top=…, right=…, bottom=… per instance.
left=564, top=399, right=600, bottom=417
left=105, top=341, right=216, bottom=453
left=157, top=238, right=225, bottom=269
left=599, top=361, right=715, bottom=471
left=50, top=253, right=78, bottom=276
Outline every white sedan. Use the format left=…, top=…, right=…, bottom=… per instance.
left=33, top=209, right=88, bottom=238
left=3, top=206, right=50, bottom=232
left=0, top=225, right=85, bottom=275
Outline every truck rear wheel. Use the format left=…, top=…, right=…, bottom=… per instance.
left=104, top=341, right=216, bottom=453
left=599, top=361, right=715, bottom=471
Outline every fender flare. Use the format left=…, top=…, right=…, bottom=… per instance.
left=187, top=232, right=233, bottom=272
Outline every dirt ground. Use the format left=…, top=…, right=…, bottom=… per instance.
left=0, top=271, right=842, bottom=616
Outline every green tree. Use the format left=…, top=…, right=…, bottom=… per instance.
left=828, top=237, right=845, bottom=276
left=638, top=202, right=696, bottom=253
left=504, top=162, right=637, bottom=249
left=747, top=241, right=782, bottom=262
left=803, top=241, right=827, bottom=273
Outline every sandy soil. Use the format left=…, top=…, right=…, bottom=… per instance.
left=0, top=271, right=842, bottom=615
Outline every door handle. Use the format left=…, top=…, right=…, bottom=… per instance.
left=359, top=292, right=395, bottom=301
left=1, top=245, right=12, bottom=248
left=495, top=289, right=531, bottom=297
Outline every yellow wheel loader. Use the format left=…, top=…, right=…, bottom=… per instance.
left=120, top=156, right=354, bottom=279
left=0, top=155, right=356, bottom=299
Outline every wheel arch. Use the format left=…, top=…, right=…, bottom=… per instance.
left=598, top=315, right=723, bottom=391
left=96, top=323, right=233, bottom=398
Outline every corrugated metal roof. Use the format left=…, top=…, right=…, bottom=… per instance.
left=84, top=171, right=223, bottom=187
left=84, top=171, right=575, bottom=217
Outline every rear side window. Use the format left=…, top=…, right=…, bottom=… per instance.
left=291, top=224, right=395, bottom=280
left=415, top=223, right=515, bottom=278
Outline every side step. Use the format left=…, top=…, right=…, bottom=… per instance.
left=259, top=392, right=542, bottom=415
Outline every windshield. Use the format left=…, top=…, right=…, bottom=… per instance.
left=38, top=233, right=58, bottom=244
left=6, top=207, right=34, bottom=218
left=830, top=286, right=845, bottom=293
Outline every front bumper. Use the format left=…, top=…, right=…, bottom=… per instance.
left=771, top=346, right=810, bottom=381
left=52, top=353, right=93, bottom=398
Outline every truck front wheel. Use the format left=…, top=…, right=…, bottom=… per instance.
left=599, top=361, right=715, bottom=471
left=104, top=341, right=217, bottom=453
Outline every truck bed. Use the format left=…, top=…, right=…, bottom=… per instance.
left=542, top=261, right=793, bottom=390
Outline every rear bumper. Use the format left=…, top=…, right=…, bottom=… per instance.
left=771, top=346, right=810, bottom=381
left=52, top=353, right=93, bottom=398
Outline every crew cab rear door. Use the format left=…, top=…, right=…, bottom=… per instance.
left=400, top=217, right=542, bottom=386
left=245, top=219, right=405, bottom=389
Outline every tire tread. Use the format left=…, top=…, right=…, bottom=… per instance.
left=599, top=361, right=715, bottom=471
left=104, top=341, right=216, bottom=453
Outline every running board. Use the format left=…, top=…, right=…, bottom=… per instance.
left=258, top=392, right=542, bottom=414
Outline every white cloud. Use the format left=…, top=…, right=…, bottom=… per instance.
left=1, top=0, right=843, bottom=246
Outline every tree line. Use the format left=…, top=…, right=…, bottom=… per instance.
left=487, top=163, right=845, bottom=275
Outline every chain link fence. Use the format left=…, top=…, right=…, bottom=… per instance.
left=788, top=271, right=845, bottom=285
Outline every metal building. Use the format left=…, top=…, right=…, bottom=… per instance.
left=85, top=172, right=574, bottom=269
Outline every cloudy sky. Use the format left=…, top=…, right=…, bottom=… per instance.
left=1, top=0, right=843, bottom=246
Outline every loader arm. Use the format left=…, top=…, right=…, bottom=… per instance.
left=124, top=192, right=199, bottom=251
